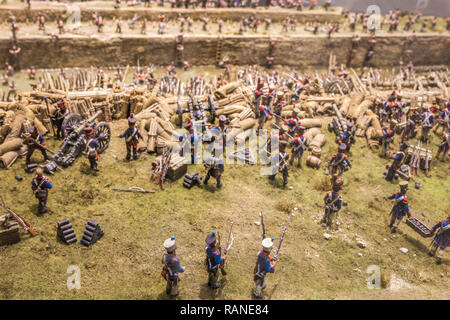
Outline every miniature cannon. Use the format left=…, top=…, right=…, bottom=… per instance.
left=50, top=110, right=111, bottom=168
left=327, top=104, right=347, bottom=143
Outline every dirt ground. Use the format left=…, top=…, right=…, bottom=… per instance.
left=0, top=114, right=448, bottom=300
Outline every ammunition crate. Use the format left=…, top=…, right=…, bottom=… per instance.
left=0, top=222, right=20, bottom=246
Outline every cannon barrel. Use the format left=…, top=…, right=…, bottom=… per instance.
left=332, top=103, right=347, bottom=131
left=72, top=110, right=103, bottom=136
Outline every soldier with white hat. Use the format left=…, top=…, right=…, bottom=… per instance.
left=253, top=237, right=276, bottom=299
left=161, top=236, right=185, bottom=297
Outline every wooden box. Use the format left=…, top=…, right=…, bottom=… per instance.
left=0, top=222, right=21, bottom=246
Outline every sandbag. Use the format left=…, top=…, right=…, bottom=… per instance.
left=309, top=133, right=326, bottom=149
left=34, top=118, right=48, bottom=136
left=304, top=127, right=321, bottom=142
left=239, top=118, right=256, bottom=131
left=0, top=138, right=22, bottom=156
left=300, top=118, right=322, bottom=129
left=0, top=151, right=19, bottom=169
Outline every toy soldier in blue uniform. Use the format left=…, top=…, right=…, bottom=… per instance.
left=179, top=119, right=198, bottom=164
left=210, top=115, right=231, bottom=155
left=161, top=236, right=185, bottom=297
left=119, top=113, right=142, bottom=160
left=50, top=99, right=68, bottom=139
left=385, top=141, right=409, bottom=181
left=342, top=119, right=355, bottom=152
left=205, top=232, right=226, bottom=289
left=24, top=125, right=49, bottom=165
left=253, top=237, right=276, bottom=299
left=327, top=143, right=351, bottom=176
left=387, top=181, right=411, bottom=233
left=420, top=107, right=435, bottom=142
left=380, top=123, right=395, bottom=157
left=436, top=131, right=449, bottom=161
left=257, top=104, right=271, bottom=132
left=31, top=167, right=52, bottom=214
left=428, top=215, right=449, bottom=264
left=203, top=156, right=224, bottom=188
left=289, top=126, right=307, bottom=167
left=269, top=140, right=289, bottom=186
left=83, top=124, right=99, bottom=171
left=321, top=176, right=346, bottom=228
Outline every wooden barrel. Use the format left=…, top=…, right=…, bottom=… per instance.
left=306, top=155, right=321, bottom=168
left=310, top=147, right=322, bottom=158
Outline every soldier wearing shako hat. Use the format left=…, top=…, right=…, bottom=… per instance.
left=327, top=143, right=351, bottom=176
left=387, top=181, right=411, bottom=233
left=253, top=237, right=276, bottom=299
left=385, top=141, right=409, bottom=181
left=428, top=214, right=450, bottom=264
left=268, top=139, right=290, bottom=187
left=161, top=236, right=185, bottom=297
left=119, top=113, right=142, bottom=161
left=322, top=175, right=346, bottom=228
left=83, top=123, right=99, bottom=172
left=205, top=232, right=226, bottom=289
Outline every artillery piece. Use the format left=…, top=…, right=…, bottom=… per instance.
left=50, top=110, right=111, bottom=168
left=327, top=104, right=347, bottom=143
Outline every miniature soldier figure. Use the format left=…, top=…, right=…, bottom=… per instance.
left=380, top=124, right=395, bottom=157
left=385, top=141, right=409, bottom=181
left=290, top=126, right=307, bottom=167
left=205, top=232, right=226, bottom=289
left=321, top=177, right=345, bottom=228
left=428, top=215, right=449, bottom=264
left=57, top=19, right=64, bottom=34
left=434, top=103, right=449, bottom=134
left=327, top=143, right=351, bottom=176
left=387, top=181, right=411, bottom=233
left=31, top=167, right=52, bottom=214
left=25, top=126, right=49, bottom=165
left=272, top=91, right=285, bottom=125
left=436, top=131, right=449, bottom=161
left=7, top=81, right=17, bottom=101
left=420, top=107, right=435, bottom=142
left=187, top=17, right=193, bottom=33
left=83, top=124, right=100, bottom=172
left=51, top=99, right=68, bottom=139
left=257, top=104, right=272, bottom=132
left=253, top=237, right=276, bottom=299
left=209, top=115, right=231, bottom=155
left=202, top=14, right=209, bottom=32
left=27, top=66, right=36, bottom=80
left=140, top=18, right=147, bottom=34
left=218, top=18, right=223, bottom=33
left=37, top=14, right=46, bottom=32
left=161, top=236, right=185, bottom=297
left=203, top=156, right=224, bottom=188
left=119, top=113, right=143, bottom=161
left=97, top=15, right=104, bottom=33
left=158, top=21, right=166, bottom=35
left=269, top=140, right=290, bottom=187
left=115, top=18, right=122, bottom=33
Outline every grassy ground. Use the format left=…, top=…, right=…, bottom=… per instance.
left=0, top=116, right=448, bottom=300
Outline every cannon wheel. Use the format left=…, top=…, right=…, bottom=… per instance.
left=94, top=121, right=111, bottom=154
left=61, top=112, right=82, bottom=138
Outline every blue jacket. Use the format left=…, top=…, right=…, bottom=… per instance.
left=162, top=254, right=184, bottom=278
left=120, top=128, right=142, bottom=146
left=388, top=192, right=410, bottom=218
left=206, top=247, right=224, bottom=271
left=254, top=250, right=275, bottom=278
left=431, top=219, right=449, bottom=249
